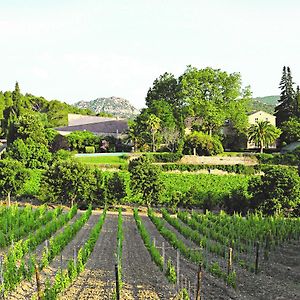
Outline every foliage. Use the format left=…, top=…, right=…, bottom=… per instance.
left=275, top=66, right=297, bottom=126
left=41, top=159, right=96, bottom=206
left=248, top=121, right=281, bottom=153
left=280, top=117, right=300, bottom=144
left=5, top=138, right=52, bottom=169
left=128, top=156, right=164, bottom=206
left=223, top=188, right=250, bottom=215
left=0, top=159, right=27, bottom=204
left=249, top=166, right=300, bottom=215
left=149, top=152, right=183, bottom=163
left=161, top=163, right=258, bottom=175
left=180, top=66, right=250, bottom=136
left=184, top=131, right=224, bottom=155
left=7, top=112, right=47, bottom=145
left=106, top=173, right=127, bottom=205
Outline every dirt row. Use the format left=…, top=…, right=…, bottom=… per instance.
left=163, top=215, right=300, bottom=300
left=5, top=210, right=300, bottom=300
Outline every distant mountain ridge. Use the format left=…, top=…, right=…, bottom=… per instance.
left=74, top=96, right=139, bottom=119
left=250, top=95, right=280, bottom=114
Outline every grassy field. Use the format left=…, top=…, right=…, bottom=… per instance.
left=75, top=155, right=128, bottom=165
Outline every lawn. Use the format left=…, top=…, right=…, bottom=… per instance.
left=75, top=155, right=128, bottom=165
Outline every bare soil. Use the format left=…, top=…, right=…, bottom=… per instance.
left=6, top=213, right=100, bottom=300
left=60, top=214, right=118, bottom=299
left=164, top=215, right=300, bottom=300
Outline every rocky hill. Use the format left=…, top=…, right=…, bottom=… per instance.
left=74, top=97, right=139, bottom=119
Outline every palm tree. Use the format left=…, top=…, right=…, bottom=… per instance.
left=146, top=114, right=161, bottom=152
left=248, top=121, right=281, bottom=153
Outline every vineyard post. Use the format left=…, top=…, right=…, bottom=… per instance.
left=188, top=280, right=191, bottom=298
left=35, top=264, right=42, bottom=300
left=227, top=247, right=233, bottom=275
left=162, top=242, right=165, bottom=271
left=196, top=263, right=202, bottom=300
left=255, top=241, right=259, bottom=274
left=153, top=237, right=156, bottom=248
left=176, top=250, right=180, bottom=288
left=115, top=264, right=120, bottom=300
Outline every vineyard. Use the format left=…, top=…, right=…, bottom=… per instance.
left=0, top=204, right=299, bottom=299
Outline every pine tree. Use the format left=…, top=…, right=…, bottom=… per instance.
left=275, top=66, right=296, bottom=126
left=295, top=85, right=300, bottom=118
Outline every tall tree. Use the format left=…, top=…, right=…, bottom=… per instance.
left=180, top=66, right=249, bottom=136
left=128, top=155, right=163, bottom=206
left=275, top=66, right=296, bottom=126
left=0, top=159, right=27, bottom=206
left=146, top=114, right=161, bottom=152
left=248, top=121, right=281, bottom=153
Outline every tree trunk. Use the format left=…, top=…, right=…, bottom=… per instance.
left=260, top=141, right=264, bottom=153
left=7, top=191, right=11, bottom=206
left=70, top=198, right=74, bottom=208
left=152, top=132, right=155, bottom=152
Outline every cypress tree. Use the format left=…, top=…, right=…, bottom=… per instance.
left=275, top=66, right=296, bottom=126
left=295, top=85, right=300, bottom=118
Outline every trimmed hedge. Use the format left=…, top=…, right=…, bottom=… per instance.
left=149, top=152, right=183, bottom=163
left=161, top=163, right=260, bottom=175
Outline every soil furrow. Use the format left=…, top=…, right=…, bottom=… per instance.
left=141, top=216, right=241, bottom=300
left=6, top=213, right=99, bottom=300
left=60, top=213, right=118, bottom=300
left=121, top=215, right=176, bottom=300
left=162, top=215, right=300, bottom=300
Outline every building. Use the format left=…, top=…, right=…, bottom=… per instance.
left=246, top=110, right=276, bottom=149
left=55, top=114, right=129, bottom=138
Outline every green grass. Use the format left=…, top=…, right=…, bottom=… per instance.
left=75, top=155, right=128, bottom=165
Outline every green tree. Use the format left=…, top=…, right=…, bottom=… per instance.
left=9, top=112, right=48, bottom=145
left=146, top=72, right=180, bottom=110
left=42, top=159, right=96, bottom=206
left=180, top=66, right=249, bottom=136
left=5, top=138, right=52, bottom=169
left=184, top=131, right=224, bottom=156
left=0, top=159, right=27, bottom=206
left=280, top=117, right=300, bottom=144
left=106, top=173, right=127, bottom=205
left=146, top=114, right=161, bottom=152
left=128, top=155, right=163, bottom=206
left=248, top=121, right=281, bottom=153
left=275, top=66, right=296, bottom=126
left=249, top=167, right=300, bottom=215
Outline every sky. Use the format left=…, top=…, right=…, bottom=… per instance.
left=0, top=0, right=299, bottom=108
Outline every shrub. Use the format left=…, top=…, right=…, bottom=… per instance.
left=85, top=146, right=95, bottom=154
left=248, top=166, right=300, bottom=215
left=223, top=188, right=250, bottom=215
left=151, top=152, right=183, bottom=163
left=184, top=131, right=224, bottom=156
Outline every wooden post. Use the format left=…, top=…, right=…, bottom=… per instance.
left=255, top=241, right=260, bottom=274
left=176, top=250, right=180, bottom=287
left=196, top=263, right=202, bottom=300
left=188, top=280, right=191, bottom=298
left=227, top=247, right=233, bottom=275
left=162, top=242, right=165, bottom=271
left=0, top=255, right=3, bottom=287
left=115, top=264, right=120, bottom=300
left=35, top=264, right=42, bottom=300
left=153, top=237, right=156, bottom=248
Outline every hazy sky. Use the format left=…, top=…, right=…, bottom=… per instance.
left=0, top=0, right=299, bottom=108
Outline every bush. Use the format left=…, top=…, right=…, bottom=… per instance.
left=85, top=146, right=95, bottom=154
left=151, top=152, right=183, bottom=163
left=248, top=166, right=300, bottom=215
left=184, top=131, right=224, bottom=156
left=161, top=163, right=258, bottom=175
left=223, top=188, right=250, bottom=215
